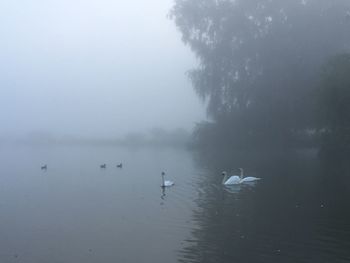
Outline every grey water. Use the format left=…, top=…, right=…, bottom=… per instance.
left=0, top=146, right=349, bottom=263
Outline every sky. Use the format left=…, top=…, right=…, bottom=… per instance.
left=0, top=0, right=205, bottom=138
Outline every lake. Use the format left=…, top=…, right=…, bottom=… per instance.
left=0, top=145, right=349, bottom=262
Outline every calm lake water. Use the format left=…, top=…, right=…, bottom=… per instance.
left=0, top=145, right=349, bottom=263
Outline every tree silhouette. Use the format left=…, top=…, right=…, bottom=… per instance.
left=171, top=0, right=350, bottom=149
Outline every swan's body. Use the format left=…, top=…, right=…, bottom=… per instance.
left=240, top=176, right=260, bottom=183
left=162, top=180, right=175, bottom=187
left=161, top=172, right=174, bottom=187
left=222, top=168, right=260, bottom=185
left=222, top=174, right=241, bottom=185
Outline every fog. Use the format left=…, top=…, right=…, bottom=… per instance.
left=2, top=1, right=350, bottom=262
left=0, top=0, right=205, bottom=139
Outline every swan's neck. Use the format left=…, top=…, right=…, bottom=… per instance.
left=161, top=175, right=165, bottom=186
left=240, top=169, right=244, bottom=179
left=222, top=174, right=228, bottom=184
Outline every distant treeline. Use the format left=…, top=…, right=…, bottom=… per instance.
left=171, top=0, right=350, bottom=157
left=116, top=128, right=190, bottom=147
left=8, top=128, right=190, bottom=148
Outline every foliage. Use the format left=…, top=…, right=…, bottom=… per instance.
left=317, top=54, right=350, bottom=155
left=171, top=0, right=350, bottom=149
left=318, top=54, right=350, bottom=131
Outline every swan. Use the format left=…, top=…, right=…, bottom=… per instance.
left=222, top=171, right=241, bottom=185
left=161, top=172, right=174, bottom=187
left=222, top=168, right=260, bottom=185
left=238, top=168, right=261, bottom=183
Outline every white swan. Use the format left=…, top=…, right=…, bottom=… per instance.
left=238, top=168, right=261, bottom=183
left=222, top=168, right=260, bottom=185
left=222, top=171, right=241, bottom=185
left=161, top=172, right=174, bottom=187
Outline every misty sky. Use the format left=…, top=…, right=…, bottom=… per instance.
left=0, top=0, right=205, bottom=138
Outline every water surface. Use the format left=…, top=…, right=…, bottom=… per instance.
left=0, top=145, right=349, bottom=262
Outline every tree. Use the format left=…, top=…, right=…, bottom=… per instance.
left=317, top=53, right=350, bottom=155
left=171, top=0, right=350, bottom=148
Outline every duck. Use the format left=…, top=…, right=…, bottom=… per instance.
left=161, top=172, right=174, bottom=187
left=116, top=163, right=123, bottom=168
left=41, top=165, right=47, bottom=170
left=100, top=164, right=106, bottom=168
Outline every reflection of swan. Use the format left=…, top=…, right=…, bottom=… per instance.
left=224, top=185, right=242, bottom=194
left=161, top=187, right=166, bottom=200
left=161, top=172, right=174, bottom=187
left=222, top=168, right=260, bottom=185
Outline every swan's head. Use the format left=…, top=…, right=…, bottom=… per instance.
left=221, top=171, right=227, bottom=176
left=238, top=168, right=243, bottom=172
left=161, top=171, right=165, bottom=176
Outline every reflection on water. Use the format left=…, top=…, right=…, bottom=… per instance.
left=178, top=150, right=350, bottom=263
left=161, top=187, right=166, bottom=200
left=0, top=145, right=197, bottom=263
left=0, top=146, right=349, bottom=262
left=223, top=182, right=258, bottom=194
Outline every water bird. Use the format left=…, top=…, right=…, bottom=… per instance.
left=238, top=168, right=261, bottom=182
left=221, top=171, right=240, bottom=185
left=222, top=168, right=260, bottom=185
left=161, top=172, right=174, bottom=187
left=41, top=165, right=47, bottom=170
left=100, top=164, right=106, bottom=168
left=116, top=163, right=123, bottom=168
